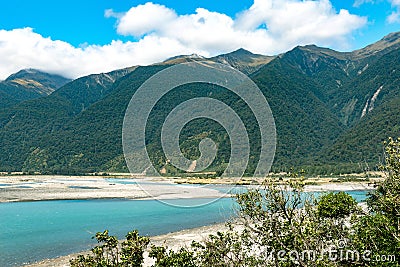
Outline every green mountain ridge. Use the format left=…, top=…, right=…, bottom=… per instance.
left=0, top=32, right=399, bottom=175
left=0, top=67, right=136, bottom=171
left=319, top=48, right=400, bottom=166
left=0, top=69, right=70, bottom=108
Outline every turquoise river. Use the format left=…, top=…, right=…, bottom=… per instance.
left=0, top=185, right=370, bottom=267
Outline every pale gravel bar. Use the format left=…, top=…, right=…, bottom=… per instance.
left=0, top=175, right=227, bottom=202
left=0, top=175, right=377, bottom=203
left=1, top=175, right=377, bottom=267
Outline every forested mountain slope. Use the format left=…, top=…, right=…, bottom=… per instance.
left=0, top=32, right=399, bottom=174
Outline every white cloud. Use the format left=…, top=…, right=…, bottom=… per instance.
left=234, top=0, right=366, bottom=49
left=387, top=11, right=400, bottom=23
left=0, top=0, right=367, bottom=80
left=110, top=3, right=177, bottom=36
left=0, top=28, right=192, bottom=80
left=353, top=0, right=375, bottom=8
left=109, top=0, right=367, bottom=54
left=387, top=0, right=400, bottom=23
left=353, top=0, right=400, bottom=23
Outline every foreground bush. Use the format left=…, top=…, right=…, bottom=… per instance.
left=70, top=230, right=150, bottom=267
left=351, top=137, right=400, bottom=266
left=71, top=138, right=400, bottom=266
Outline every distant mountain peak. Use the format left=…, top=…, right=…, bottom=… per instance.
left=4, top=68, right=71, bottom=96
left=292, top=44, right=346, bottom=57
left=19, top=68, right=39, bottom=74
left=220, top=48, right=272, bottom=58
left=382, top=31, right=400, bottom=43
left=352, top=31, right=400, bottom=59
left=229, top=48, right=254, bottom=55
left=5, top=68, right=42, bottom=81
left=162, top=53, right=206, bottom=64
left=210, top=48, right=274, bottom=74
left=6, top=68, right=68, bottom=81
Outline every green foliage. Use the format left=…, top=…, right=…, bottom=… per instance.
left=252, top=56, right=344, bottom=169
left=191, top=227, right=259, bottom=267
left=320, top=49, right=400, bottom=165
left=317, top=192, right=358, bottom=218
left=352, top=214, right=398, bottom=266
left=149, top=246, right=196, bottom=267
left=0, top=67, right=140, bottom=173
left=233, top=183, right=349, bottom=266
left=1, top=43, right=400, bottom=174
left=351, top=137, right=400, bottom=265
left=70, top=230, right=150, bottom=267
left=0, top=69, right=70, bottom=108
left=71, top=138, right=400, bottom=266
left=368, top=137, right=400, bottom=219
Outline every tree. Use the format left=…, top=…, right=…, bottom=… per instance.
left=351, top=137, right=400, bottom=266
left=149, top=245, right=197, bottom=267
left=70, top=230, right=150, bottom=267
left=70, top=138, right=400, bottom=266
left=317, top=191, right=358, bottom=219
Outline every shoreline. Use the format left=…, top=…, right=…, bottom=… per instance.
left=0, top=175, right=379, bottom=203
left=1, top=175, right=378, bottom=267
left=0, top=175, right=229, bottom=203
left=24, top=222, right=229, bottom=267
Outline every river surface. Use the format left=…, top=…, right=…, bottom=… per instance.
left=0, top=181, right=370, bottom=267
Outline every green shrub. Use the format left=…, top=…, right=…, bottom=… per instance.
left=71, top=138, right=400, bottom=266
left=317, top=191, right=357, bottom=218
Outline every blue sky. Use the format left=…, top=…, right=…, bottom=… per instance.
left=0, top=0, right=399, bottom=79
left=0, top=0, right=255, bottom=46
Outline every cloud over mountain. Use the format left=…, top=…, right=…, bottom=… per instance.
left=109, top=1, right=366, bottom=54
left=0, top=0, right=367, bottom=79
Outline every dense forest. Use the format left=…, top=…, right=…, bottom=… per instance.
left=0, top=32, right=399, bottom=175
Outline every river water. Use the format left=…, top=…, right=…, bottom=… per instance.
left=0, top=182, right=370, bottom=266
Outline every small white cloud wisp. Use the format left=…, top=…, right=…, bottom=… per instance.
left=353, top=0, right=400, bottom=23
left=0, top=0, right=367, bottom=80
left=387, top=0, right=400, bottom=23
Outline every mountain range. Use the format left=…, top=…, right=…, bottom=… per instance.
left=0, top=69, right=70, bottom=108
left=0, top=32, right=399, bottom=175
